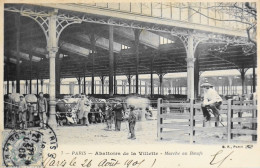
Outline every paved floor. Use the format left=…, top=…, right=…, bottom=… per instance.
left=55, top=120, right=161, bottom=145
left=3, top=119, right=254, bottom=145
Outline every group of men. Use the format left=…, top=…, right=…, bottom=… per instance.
left=5, top=92, right=48, bottom=130
left=76, top=95, right=138, bottom=140
left=105, top=101, right=138, bottom=140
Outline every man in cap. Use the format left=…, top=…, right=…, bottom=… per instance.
left=18, top=95, right=28, bottom=129
left=113, top=100, right=124, bottom=131
left=105, top=103, right=114, bottom=130
left=128, top=105, right=137, bottom=140
left=77, top=95, right=89, bottom=126
left=201, top=82, right=222, bottom=122
left=37, top=92, right=48, bottom=129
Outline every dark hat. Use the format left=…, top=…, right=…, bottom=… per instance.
left=201, top=82, right=213, bottom=88
left=129, top=105, right=135, bottom=110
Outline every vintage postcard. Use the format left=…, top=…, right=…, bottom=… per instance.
left=1, top=1, right=259, bottom=168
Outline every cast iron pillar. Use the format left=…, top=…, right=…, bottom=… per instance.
left=134, top=29, right=141, bottom=94
left=109, top=25, right=114, bottom=96
left=55, top=52, right=61, bottom=97
left=90, top=33, right=96, bottom=95
left=29, top=54, right=32, bottom=94
left=47, top=11, right=59, bottom=128
left=15, top=14, right=21, bottom=93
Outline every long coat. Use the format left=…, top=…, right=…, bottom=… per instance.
left=114, top=104, right=124, bottom=121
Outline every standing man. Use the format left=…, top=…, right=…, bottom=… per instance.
left=77, top=95, right=89, bottom=126
left=5, top=93, right=12, bottom=128
left=114, top=101, right=124, bottom=131
left=18, top=96, right=28, bottom=130
left=201, top=83, right=223, bottom=122
left=37, top=92, right=48, bottom=129
left=128, top=105, right=137, bottom=140
left=105, top=103, right=114, bottom=130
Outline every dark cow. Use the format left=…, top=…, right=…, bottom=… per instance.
left=56, top=100, right=77, bottom=125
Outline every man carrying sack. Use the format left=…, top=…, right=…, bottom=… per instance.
left=201, top=82, right=223, bottom=122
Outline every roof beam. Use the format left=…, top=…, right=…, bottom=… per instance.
left=114, top=27, right=159, bottom=49
left=60, top=41, right=90, bottom=57
left=73, top=33, right=121, bottom=53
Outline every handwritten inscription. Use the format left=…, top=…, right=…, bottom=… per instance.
left=43, top=154, right=150, bottom=168
left=210, top=150, right=234, bottom=168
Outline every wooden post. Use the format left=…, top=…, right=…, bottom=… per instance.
left=157, top=98, right=163, bottom=140
left=109, top=25, right=114, bottom=96
left=189, top=99, right=195, bottom=144
left=238, top=98, right=243, bottom=125
left=186, top=31, right=195, bottom=99
left=227, top=99, right=233, bottom=143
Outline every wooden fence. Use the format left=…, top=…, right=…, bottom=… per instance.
left=157, top=98, right=257, bottom=144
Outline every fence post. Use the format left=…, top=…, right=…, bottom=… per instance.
left=157, top=98, right=163, bottom=140
left=238, top=99, right=243, bottom=125
left=252, top=100, right=257, bottom=141
left=227, top=99, right=233, bottom=143
left=189, top=99, right=195, bottom=144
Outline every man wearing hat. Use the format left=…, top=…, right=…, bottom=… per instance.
left=128, top=105, right=137, bottom=140
left=105, top=103, right=114, bottom=130
left=37, top=92, right=48, bottom=129
left=113, top=100, right=124, bottom=131
left=201, top=82, right=222, bottom=121
left=18, top=95, right=28, bottom=129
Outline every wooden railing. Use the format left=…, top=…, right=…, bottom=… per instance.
left=157, top=98, right=257, bottom=144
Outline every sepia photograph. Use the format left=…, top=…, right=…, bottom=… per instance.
left=1, top=1, right=258, bottom=167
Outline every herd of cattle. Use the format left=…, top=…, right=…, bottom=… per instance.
left=56, top=95, right=154, bottom=126
left=4, top=93, right=154, bottom=127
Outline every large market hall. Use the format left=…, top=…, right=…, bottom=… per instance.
left=4, top=3, right=257, bottom=144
